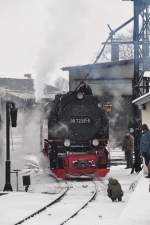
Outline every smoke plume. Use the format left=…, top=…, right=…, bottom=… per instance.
left=34, top=0, right=92, bottom=100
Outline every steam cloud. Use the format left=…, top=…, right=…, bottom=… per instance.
left=34, top=0, right=91, bottom=100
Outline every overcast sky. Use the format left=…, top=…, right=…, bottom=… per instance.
left=0, top=0, right=133, bottom=84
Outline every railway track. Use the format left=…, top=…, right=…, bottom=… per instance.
left=15, top=180, right=97, bottom=225
left=14, top=185, right=68, bottom=225
left=60, top=181, right=97, bottom=225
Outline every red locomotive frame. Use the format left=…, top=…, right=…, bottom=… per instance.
left=43, top=138, right=110, bottom=179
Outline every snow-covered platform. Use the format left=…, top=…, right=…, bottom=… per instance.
left=117, top=176, right=150, bottom=225
left=0, top=191, right=66, bottom=225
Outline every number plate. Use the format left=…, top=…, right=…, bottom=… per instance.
left=70, top=117, right=91, bottom=124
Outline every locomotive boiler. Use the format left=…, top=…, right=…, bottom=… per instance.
left=43, top=82, right=110, bottom=178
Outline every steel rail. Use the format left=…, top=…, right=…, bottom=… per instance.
left=14, top=185, right=69, bottom=225
left=14, top=180, right=97, bottom=225
left=59, top=181, right=98, bottom=225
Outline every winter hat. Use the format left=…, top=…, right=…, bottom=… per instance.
left=129, top=128, right=134, bottom=133
left=141, top=124, right=149, bottom=131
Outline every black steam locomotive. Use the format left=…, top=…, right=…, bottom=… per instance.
left=43, top=82, right=110, bottom=178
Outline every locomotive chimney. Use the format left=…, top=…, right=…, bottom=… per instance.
left=24, top=74, right=32, bottom=79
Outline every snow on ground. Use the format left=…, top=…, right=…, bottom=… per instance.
left=117, top=177, right=150, bottom=225
left=0, top=165, right=149, bottom=225
left=23, top=181, right=96, bottom=225
left=0, top=191, right=65, bottom=225
left=0, top=110, right=149, bottom=224
left=66, top=166, right=142, bottom=225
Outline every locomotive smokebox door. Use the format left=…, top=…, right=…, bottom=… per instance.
left=22, top=175, right=31, bottom=186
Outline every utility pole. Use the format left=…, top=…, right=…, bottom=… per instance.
left=3, top=102, right=17, bottom=192
left=94, top=0, right=150, bottom=172
left=132, top=0, right=150, bottom=172
left=133, top=0, right=150, bottom=97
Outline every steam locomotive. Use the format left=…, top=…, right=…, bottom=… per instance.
left=43, top=82, right=110, bottom=178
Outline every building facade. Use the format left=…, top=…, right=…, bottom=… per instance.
left=133, top=92, right=150, bottom=128
left=62, top=59, right=134, bottom=147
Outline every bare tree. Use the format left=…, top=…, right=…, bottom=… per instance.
left=118, top=33, right=133, bottom=60
left=54, top=77, right=69, bottom=92
left=100, top=31, right=133, bottom=62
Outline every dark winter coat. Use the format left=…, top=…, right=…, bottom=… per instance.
left=122, top=133, right=134, bottom=153
left=107, top=178, right=123, bottom=200
left=140, top=130, right=150, bottom=158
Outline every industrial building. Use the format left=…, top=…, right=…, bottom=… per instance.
left=62, top=59, right=134, bottom=147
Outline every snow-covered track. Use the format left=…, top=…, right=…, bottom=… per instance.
left=21, top=180, right=97, bottom=225
left=60, top=181, right=97, bottom=225
left=14, top=187, right=69, bottom=225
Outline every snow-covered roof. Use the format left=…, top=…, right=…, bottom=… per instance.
left=0, top=77, right=34, bottom=92
left=0, top=77, right=35, bottom=101
left=8, top=91, right=35, bottom=99
left=62, top=59, right=134, bottom=73
left=132, top=92, right=150, bottom=105
left=0, top=88, right=35, bottom=100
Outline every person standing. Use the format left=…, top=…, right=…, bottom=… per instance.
left=140, top=124, right=150, bottom=178
left=122, top=132, right=134, bottom=168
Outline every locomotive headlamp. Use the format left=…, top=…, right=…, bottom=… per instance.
left=76, top=92, right=84, bottom=100
left=92, top=139, right=99, bottom=146
left=103, top=103, right=112, bottom=112
left=64, top=139, right=71, bottom=147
